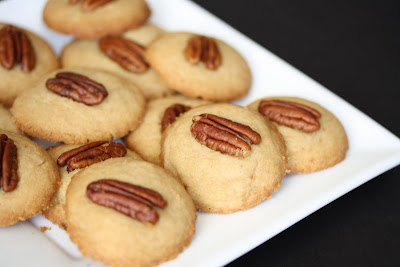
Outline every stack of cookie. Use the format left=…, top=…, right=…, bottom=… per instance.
left=0, top=0, right=349, bottom=266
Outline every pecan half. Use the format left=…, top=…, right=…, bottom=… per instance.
left=191, top=114, right=261, bottom=157
left=99, top=36, right=149, bottom=73
left=87, top=179, right=167, bottom=224
left=161, top=104, right=191, bottom=132
left=57, top=141, right=127, bottom=172
left=184, top=35, right=221, bottom=70
left=258, top=100, right=321, bottom=133
left=0, top=25, right=35, bottom=72
left=46, top=72, right=108, bottom=105
left=70, top=0, right=115, bottom=12
left=0, top=134, right=18, bottom=192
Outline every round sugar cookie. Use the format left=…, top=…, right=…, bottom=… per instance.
left=0, top=104, right=22, bottom=134
left=43, top=0, right=151, bottom=38
left=43, top=142, right=142, bottom=229
left=161, top=103, right=287, bottom=213
left=12, top=67, right=146, bottom=144
left=0, top=130, right=60, bottom=227
left=145, top=32, right=252, bottom=101
left=248, top=96, right=349, bottom=173
left=66, top=157, right=196, bottom=267
left=124, top=95, right=211, bottom=165
left=61, top=23, right=173, bottom=99
left=0, top=23, right=59, bottom=107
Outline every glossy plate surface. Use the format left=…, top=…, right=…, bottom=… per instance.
left=1, top=0, right=400, bottom=266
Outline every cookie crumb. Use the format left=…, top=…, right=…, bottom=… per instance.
left=40, top=226, right=51, bottom=232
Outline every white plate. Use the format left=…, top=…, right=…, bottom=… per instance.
left=1, top=0, right=400, bottom=266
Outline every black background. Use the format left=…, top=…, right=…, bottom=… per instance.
left=191, top=0, right=400, bottom=266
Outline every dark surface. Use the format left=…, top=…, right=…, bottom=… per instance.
left=191, top=0, right=400, bottom=266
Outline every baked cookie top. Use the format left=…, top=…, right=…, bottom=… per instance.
left=61, top=23, right=173, bottom=99
left=0, top=23, right=59, bottom=107
left=0, top=130, right=60, bottom=227
left=44, top=142, right=141, bottom=229
left=66, top=157, right=196, bottom=267
left=12, top=67, right=146, bottom=144
left=145, top=32, right=252, bottom=101
left=247, top=96, right=349, bottom=173
left=161, top=103, right=287, bottom=213
left=43, top=0, right=151, bottom=38
left=124, top=23, right=166, bottom=47
left=0, top=104, right=22, bottom=134
left=124, top=95, right=211, bottom=165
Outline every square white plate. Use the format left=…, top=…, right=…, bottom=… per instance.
left=1, top=0, right=400, bottom=266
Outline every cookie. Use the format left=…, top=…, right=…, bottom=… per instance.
left=0, top=23, right=59, bottom=107
left=43, top=142, right=141, bottom=229
left=12, top=67, right=146, bottom=144
left=43, top=0, right=151, bottom=38
left=66, top=157, right=196, bottom=267
left=124, top=23, right=166, bottom=47
left=0, top=104, right=22, bottom=134
left=0, top=130, right=60, bottom=227
left=247, top=96, right=349, bottom=173
left=145, top=32, right=252, bottom=101
left=124, top=95, right=211, bottom=164
left=61, top=23, right=173, bottom=99
left=161, top=103, right=287, bottom=213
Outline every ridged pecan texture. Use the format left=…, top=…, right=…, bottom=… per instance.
left=0, top=134, right=18, bottom=192
left=258, top=100, right=321, bottom=133
left=87, top=179, right=167, bottom=224
left=191, top=113, right=261, bottom=157
left=184, top=35, right=221, bottom=70
left=161, top=103, right=191, bottom=132
left=57, top=141, right=127, bottom=172
left=99, top=35, right=149, bottom=73
left=46, top=72, right=108, bottom=106
left=0, top=25, right=35, bottom=72
left=70, top=0, right=115, bottom=12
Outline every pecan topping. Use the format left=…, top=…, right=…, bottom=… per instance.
left=258, top=100, right=321, bottom=133
left=191, top=114, right=261, bottom=157
left=87, top=179, right=167, bottom=224
left=46, top=72, right=108, bottom=105
left=99, top=36, right=149, bottom=73
left=0, top=134, right=18, bottom=192
left=184, top=35, right=221, bottom=70
left=57, top=141, right=127, bottom=172
left=70, top=0, right=115, bottom=12
left=0, top=25, right=35, bottom=72
left=161, top=104, right=191, bottom=132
